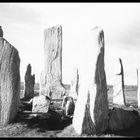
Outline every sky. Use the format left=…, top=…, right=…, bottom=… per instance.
left=0, top=3, right=140, bottom=85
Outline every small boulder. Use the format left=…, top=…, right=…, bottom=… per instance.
left=32, top=95, right=51, bottom=114
left=108, top=107, right=139, bottom=132
left=62, top=96, right=75, bottom=117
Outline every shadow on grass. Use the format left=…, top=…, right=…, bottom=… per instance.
left=13, top=101, right=72, bottom=133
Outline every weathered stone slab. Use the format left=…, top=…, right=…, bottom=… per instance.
left=24, top=64, right=35, bottom=100
left=41, top=25, right=65, bottom=99
left=0, top=37, right=20, bottom=126
left=72, top=27, right=109, bottom=135
left=62, top=96, right=75, bottom=117
left=108, top=107, right=139, bottom=132
left=32, top=95, right=51, bottom=114
left=69, top=68, right=79, bottom=99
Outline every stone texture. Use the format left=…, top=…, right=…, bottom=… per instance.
left=24, top=64, right=35, bottom=100
left=41, top=25, right=65, bottom=99
left=72, top=27, right=109, bottom=135
left=0, top=37, right=20, bottom=126
left=113, top=58, right=126, bottom=106
left=0, top=26, right=3, bottom=37
left=62, top=96, right=75, bottom=117
left=108, top=107, right=139, bottom=132
left=69, top=68, right=79, bottom=99
left=32, top=95, right=51, bottom=113
left=81, top=93, right=96, bottom=135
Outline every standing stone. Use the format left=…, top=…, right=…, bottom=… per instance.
left=24, top=64, right=35, bottom=100
left=0, top=37, right=20, bottom=126
left=113, top=58, right=126, bottom=106
left=69, top=68, right=79, bottom=99
left=42, top=25, right=65, bottom=99
left=72, top=27, right=109, bottom=135
left=0, top=26, right=3, bottom=37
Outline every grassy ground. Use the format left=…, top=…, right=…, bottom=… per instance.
left=0, top=85, right=139, bottom=137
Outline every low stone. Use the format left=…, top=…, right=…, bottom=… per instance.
left=108, top=107, right=139, bottom=132
left=62, top=96, right=75, bottom=117
left=32, top=95, right=51, bottom=113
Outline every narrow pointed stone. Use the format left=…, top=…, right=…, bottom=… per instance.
left=72, top=27, right=109, bottom=135
left=113, top=58, right=126, bottom=106
left=24, top=64, right=35, bottom=100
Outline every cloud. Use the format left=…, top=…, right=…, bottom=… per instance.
left=0, top=3, right=40, bottom=26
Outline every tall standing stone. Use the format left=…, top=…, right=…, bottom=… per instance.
left=69, top=68, right=79, bottom=99
left=113, top=58, right=126, bottom=106
left=0, top=37, right=20, bottom=126
left=42, top=25, right=65, bottom=99
left=72, top=27, right=109, bottom=135
left=24, top=64, right=35, bottom=100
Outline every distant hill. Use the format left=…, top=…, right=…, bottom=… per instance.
left=20, top=82, right=40, bottom=90
left=20, top=82, right=137, bottom=92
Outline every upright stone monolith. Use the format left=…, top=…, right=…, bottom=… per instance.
left=72, top=27, right=109, bottom=135
left=24, top=64, right=35, bottom=100
left=69, top=68, right=79, bottom=99
left=41, top=25, right=65, bottom=99
left=0, top=37, right=20, bottom=126
left=113, top=58, right=126, bottom=106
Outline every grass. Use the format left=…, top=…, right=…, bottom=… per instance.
left=0, top=85, right=139, bottom=137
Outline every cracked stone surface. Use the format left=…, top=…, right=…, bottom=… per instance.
left=0, top=37, right=20, bottom=126
left=72, top=27, right=109, bottom=135
left=41, top=25, right=65, bottom=99
left=32, top=95, right=51, bottom=113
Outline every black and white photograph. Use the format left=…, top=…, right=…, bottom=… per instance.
left=0, top=2, right=140, bottom=137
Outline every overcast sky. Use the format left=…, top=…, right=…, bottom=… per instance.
left=0, top=3, right=140, bottom=85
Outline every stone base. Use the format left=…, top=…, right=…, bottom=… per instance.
left=108, top=107, right=139, bottom=132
